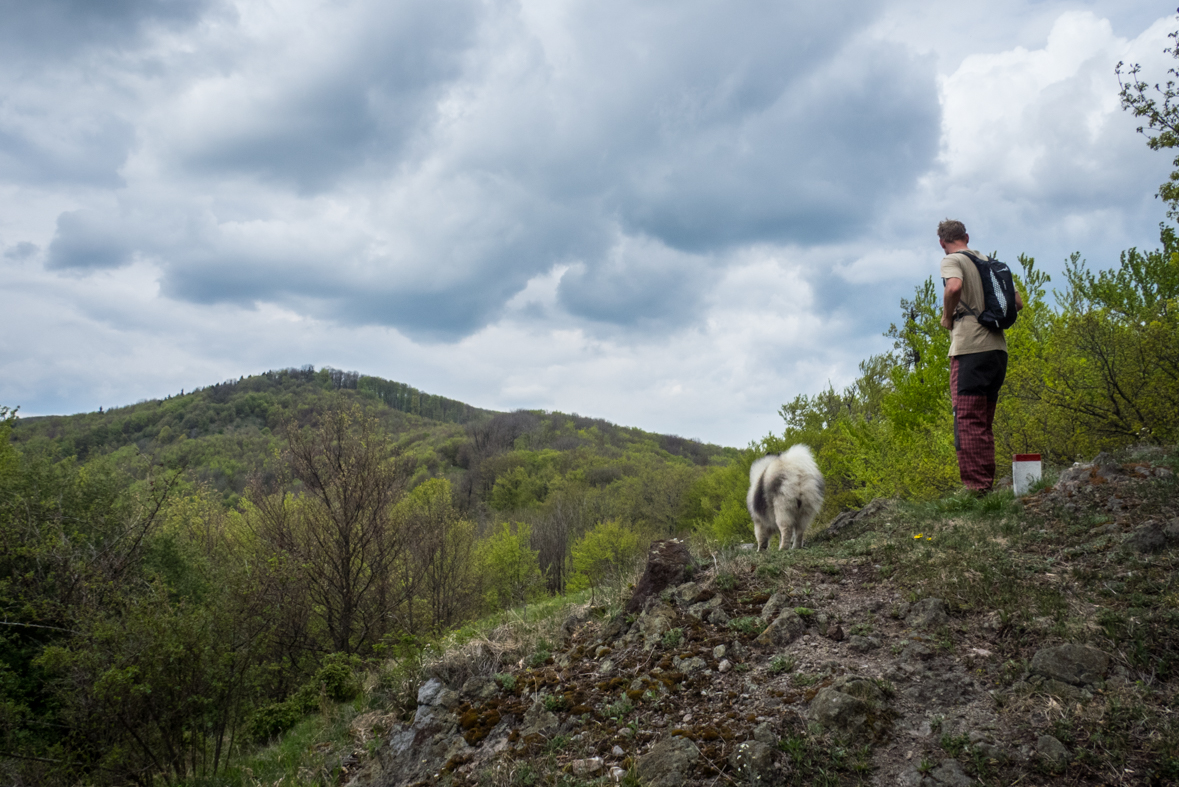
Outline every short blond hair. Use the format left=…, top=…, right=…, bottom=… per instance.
left=937, top=219, right=967, bottom=243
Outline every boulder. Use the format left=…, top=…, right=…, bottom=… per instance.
left=905, top=598, right=949, bottom=630
left=636, top=736, right=701, bottom=787
left=1036, top=734, right=1071, bottom=770
left=812, top=498, right=892, bottom=542
left=627, top=540, right=693, bottom=614
left=929, top=758, right=972, bottom=787
left=728, top=740, right=775, bottom=781
left=755, top=610, right=806, bottom=647
left=1030, top=644, right=1109, bottom=686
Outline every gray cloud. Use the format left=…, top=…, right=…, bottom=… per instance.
left=4, top=242, right=38, bottom=261
left=182, top=0, right=483, bottom=193
left=47, top=211, right=135, bottom=270
left=0, top=0, right=218, bottom=61
left=0, top=116, right=134, bottom=188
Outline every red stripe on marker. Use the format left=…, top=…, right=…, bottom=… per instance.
left=1014, top=454, right=1041, bottom=462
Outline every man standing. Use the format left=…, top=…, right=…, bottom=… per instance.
left=937, top=220, right=1023, bottom=494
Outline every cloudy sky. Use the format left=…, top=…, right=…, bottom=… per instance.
left=0, top=0, right=1173, bottom=446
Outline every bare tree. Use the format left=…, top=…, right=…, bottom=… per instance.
left=249, top=406, right=410, bottom=654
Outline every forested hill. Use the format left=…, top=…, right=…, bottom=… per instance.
left=10, top=365, right=735, bottom=510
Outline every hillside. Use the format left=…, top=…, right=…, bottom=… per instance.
left=10, top=366, right=735, bottom=510
left=295, top=446, right=1179, bottom=787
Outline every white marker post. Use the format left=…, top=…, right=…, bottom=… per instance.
left=1013, top=453, right=1042, bottom=496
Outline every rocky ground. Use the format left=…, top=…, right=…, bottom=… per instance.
left=342, top=451, right=1179, bottom=787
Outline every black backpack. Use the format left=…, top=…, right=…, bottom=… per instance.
left=955, top=251, right=1018, bottom=331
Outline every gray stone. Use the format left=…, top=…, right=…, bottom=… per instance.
left=521, top=701, right=559, bottom=738
left=707, top=607, right=730, bottom=626
left=679, top=657, right=707, bottom=674
left=901, top=640, right=935, bottom=662
left=848, top=635, right=880, bottom=653
left=459, top=676, right=497, bottom=701
left=636, top=736, right=701, bottom=787
left=687, top=595, right=722, bottom=619
left=755, top=610, right=806, bottom=647
left=1128, top=519, right=1178, bottom=553
left=929, top=758, right=972, bottom=787
left=672, top=582, right=701, bottom=607
left=632, top=601, right=679, bottom=649
left=761, top=591, right=789, bottom=621
left=571, top=757, right=604, bottom=777
left=1036, top=734, right=1071, bottom=769
left=1030, top=644, right=1109, bottom=686
left=712, top=644, right=727, bottom=660
left=812, top=498, right=892, bottom=542
left=752, top=722, right=776, bottom=746
left=905, top=598, right=949, bottom=630
left=417, top=678, right=446, bottom=706
left=728, top=740, right=775, bottom=781
left=897, top=766, right=928, bottom=786
left=809, top=688, right=870, bottom=734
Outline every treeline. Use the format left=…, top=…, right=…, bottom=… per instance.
left=691, top=227, right=1179, bottom=543
left=1, top=373, right=734, bottom=785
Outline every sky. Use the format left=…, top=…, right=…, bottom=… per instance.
left=1, top=0, right=1175, bottom=447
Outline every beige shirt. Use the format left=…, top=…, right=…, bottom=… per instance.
left=940, top=249, right=1007, bottom=356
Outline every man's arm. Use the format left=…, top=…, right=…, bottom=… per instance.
left=1015, top=290, right=1024, bottom=311
left=941, top=277, right=962, bottom=330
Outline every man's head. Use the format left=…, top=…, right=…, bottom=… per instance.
left=937, top=219, right=969, bottom=252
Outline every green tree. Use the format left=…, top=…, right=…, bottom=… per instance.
left=567, top=520, right=642, bottom=603
left=1119, top=30, right=1179, bottom=219
left=479, top=521, right=543, bottom=609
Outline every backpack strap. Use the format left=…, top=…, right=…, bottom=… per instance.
left=950, top=251, right=986, bottom=322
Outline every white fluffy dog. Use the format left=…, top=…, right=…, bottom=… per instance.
left=747, top=445, right=824, bottom=550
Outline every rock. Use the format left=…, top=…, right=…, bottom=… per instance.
left=830, top=674, right=886, bottom=703
left=1128, top=519, right=1179, bottom=553
left=848, top=635, right=880, bottom=653
left=459, top=676, right=498, bottom=702
left=897, top=766, right=928, bottom=786
left=687, top=595, right=722, bottom=619
left=1036, top=734, right=1071, bottom=769
left=626, top=540, right=693, bottom=614
left=672, top=582, right=701, bottom=607
left=905, top=598, right=949, bottom=630
left=707, top=607, right=730, bottom=626
left=752, top=722, right=776, bottom=746
left=417, top=678, right=447, bottom=706
left=1030, top=644, right=1109, bottom=686
left=812, top=498, right=892, bottom=542
left=901, top=640, right=935, bottom=662
left=612, top=745, right=625, bottom=756
left=520, top=700, right=559, bottom=738
left=571, top=757, right=604, bottom=777
left=377, top=682, right=470, bottom=787
left=826, top=624, right=845, bottom=641
left=631, top=600, right=679, bottom=649
left=755, top=610, right=806, bottom=647
left=809, top=689, right=870, bottom=735
left=712, top=644, right=727, bottom=660
left=929, top=758, right=972, bottom=787
left=718, top=659, right=732, bottom=673
left=609, top=766, right=626, bottom=783
left=636, top=736, right=701, bottom=787
left=728, top=740, right=774, bottom=781
left=761, top=591, right=789, bottom=621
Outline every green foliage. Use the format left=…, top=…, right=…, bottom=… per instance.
left=567, top=519, right=643, bottom=601
left=480, top=521, right=545, bottom=608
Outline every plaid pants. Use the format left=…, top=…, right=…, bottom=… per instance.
left=950, top=351, right=1008, bottom=491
